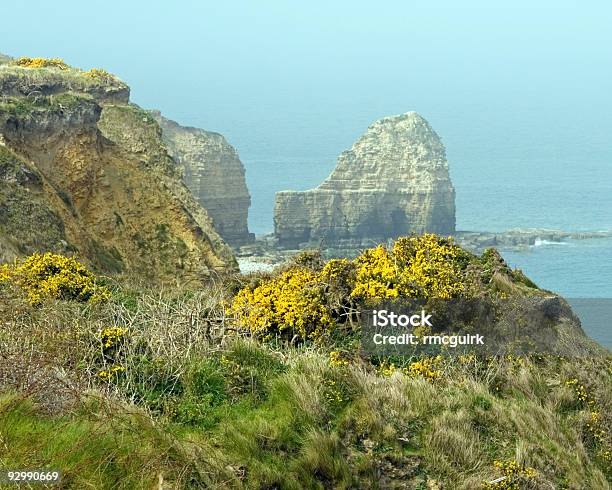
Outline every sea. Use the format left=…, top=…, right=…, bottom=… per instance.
left=176, top=106, right=612, bottom=348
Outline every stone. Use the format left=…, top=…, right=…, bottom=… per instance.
left=151, top=111, right=254, bottom=247
left=274, top=112, right=456, bottom=248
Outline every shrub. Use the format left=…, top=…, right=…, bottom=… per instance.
left=231, top=268, right=334, bottom=341
left=99, top=326, right=129, bottom=351
left=352, top=234, right=466, bottom=300
left=481, top=459, right=537, bottom=489
left=0, top=252, right=110, bottom=305
left=12, top=57, right=68, bottom=70
left=83, top=68, right=117, bottom=83
left=405, top=356, right=444, bottom=382
left=231, top=234, right=470, bottom=342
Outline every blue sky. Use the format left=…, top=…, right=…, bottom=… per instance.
left=3, top=2, right=610, bottom=137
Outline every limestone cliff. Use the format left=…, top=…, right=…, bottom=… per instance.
left=0, top=59, right=236, bottom=279
left=274, top=112, right=456, bottom=248
left=150, top=112, right=254, bottom=246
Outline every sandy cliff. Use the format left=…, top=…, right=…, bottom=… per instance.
left=0, top=59, right=236, bottom=279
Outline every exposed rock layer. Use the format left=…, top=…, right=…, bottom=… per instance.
left=0, top=61, right=236, bottom=279
left=274, top=112, right=456, bottom=247
left=151, top=112, right=254, bottom=246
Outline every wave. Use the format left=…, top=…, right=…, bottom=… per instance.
left=532, top=238, right=569, bottom=247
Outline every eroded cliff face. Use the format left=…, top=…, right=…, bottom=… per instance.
left=0, top=60, right=236, bottom=279
left=274, top=112, right=456, bottom=248
left=0, top=145, right=69, bottom=264
left=151, top=112, right=254, bottom=247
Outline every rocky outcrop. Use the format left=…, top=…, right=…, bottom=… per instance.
left=151, top=112, right=254, bottom=246
left=0, top=59, right=237, bottom=280
left=274, top=112, right=456, bottom=248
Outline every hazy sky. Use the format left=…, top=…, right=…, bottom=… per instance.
left=2, top=1, right=610, bottom=156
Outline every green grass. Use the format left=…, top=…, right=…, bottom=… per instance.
left=0, top=396, right=208, bottom=489
left=0, top=277, right=610, bottom=489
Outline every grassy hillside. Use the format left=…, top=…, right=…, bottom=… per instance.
left=0, top=239, right=610, bottom=489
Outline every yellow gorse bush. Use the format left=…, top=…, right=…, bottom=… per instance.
left=0, top=253, right=110, bottom=305
left=0, top=264, right=11, bottom=283
left=352, top=245, right=399, bottom=299
left=231, top=234, right=468, bottom=342
left=97, top=365, right=125, bottom=381
left=12, top=57, right=68, bottom=70
left=481, top=460, right=537, bottom=489
left=352, top=234, right=465, bottom=300
left=405, top=356, right=444, bottom=382
left=378, top=356, right=444, bottom=382
left=83, top=68, right=116, bottom=82
left=378, top=361, right=398, bottom=377
left=100, top=327, right=129, bottom=350
left=565, top=378, right=611, bottom=464
left=328, top=351, right=349, bottom=367
left=231, top=268, right=333, bottom=341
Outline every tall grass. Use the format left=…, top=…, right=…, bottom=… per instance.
left=0, top=280, right=610, bottom=489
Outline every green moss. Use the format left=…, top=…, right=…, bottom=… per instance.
left=0, top=93, right=90, bottom=117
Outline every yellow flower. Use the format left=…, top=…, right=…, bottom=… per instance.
left=329, top=351, right=349, bottom=367
left=99, top=327, right=129, bottom=350
left=12, top=57, right=68, bottom=69
left=482, top=460, right=537, bottom=488
left=351, top=234, right=465, bottom=300
left=83, top=68, right=117, bottom=82
left=404, top=356, right=443, bottom=382
left=0, top=253, right=110, bottom=305
left=231, top=268, right=334, bottom=342
left=97, top=365, right=125, bottom=381
left=230, top=234, right=469, bottom=342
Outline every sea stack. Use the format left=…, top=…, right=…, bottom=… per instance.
left=274, top=112, right=456, bottom=248
left=152, top=112, right=255, bottom=247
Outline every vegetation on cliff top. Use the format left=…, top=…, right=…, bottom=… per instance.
left=12, top=57, right=69, bottom=70
left=0, top=252, right=110, bottom=305
left=9, top=57, right=121, bottom=84
left=0, top=238, right=610, bottom=488
left=0, top=56, right=129, bottom=103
